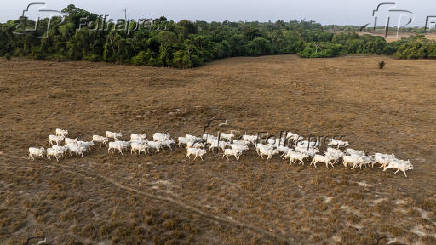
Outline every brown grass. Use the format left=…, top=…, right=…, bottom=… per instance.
left=0, top=55, right=435, bottom=244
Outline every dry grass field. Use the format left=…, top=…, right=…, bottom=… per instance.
left=0, top=55, right=435, bottom=244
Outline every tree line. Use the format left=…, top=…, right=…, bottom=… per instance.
left=1, top=4, right=436, bottom=68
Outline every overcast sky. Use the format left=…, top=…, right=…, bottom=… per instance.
left=1, top=0, right=435, bottom=26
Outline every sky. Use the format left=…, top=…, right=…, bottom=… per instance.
left=1, top=0, right=436, bottom=27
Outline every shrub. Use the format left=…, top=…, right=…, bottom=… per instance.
left=172, top=50, right=192, bottom=68
left=83, top=54, right=101, bottom=62
left=32, top=52, right=45, bottom=60
left=299, top=42, right=343, bottom=58
left=48, top=54, right=68, bottom=62
left=131, top=51, right=151, bottom=66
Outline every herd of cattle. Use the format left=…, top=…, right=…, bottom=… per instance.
left=28, top=128, right=414, bottom=177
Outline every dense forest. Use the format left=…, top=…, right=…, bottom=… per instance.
left=1, top=4, right=436, bottom=68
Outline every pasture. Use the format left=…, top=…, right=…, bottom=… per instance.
left=0, top=55, right=435, bottom=244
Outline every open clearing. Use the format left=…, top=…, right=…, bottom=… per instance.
left=358, top=32, right=436, bottom=43
left=0, top=55, right=435, bottom=244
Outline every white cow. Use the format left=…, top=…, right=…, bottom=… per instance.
left=106, top=131, right=123, bottom=140
left=130, top=133, right=147, bottom=141
left=186, top=147, right=207, bottom=160
left=147, top=141, right=162, bottom=152
left=65, top=137, right=78, bottom=145
left=220, top=133, right=234, bottom=141
left=28, top=147, right=45, bottom=160
left=130, top=141, right=148, bottom=155
left=242, top=134, right=257, bottom=144
left=383, top=159, right=413, bottom=177
left=258, top=146, right=279, bottom=160
left=49, top=134, right=65, bottom=145
left=47, top=147, right=65, bottom=162
left=161, top=139, right=175, bottom=151
left=66, top=144, right=86, bottom=157
left=55, top=128, right=68, bottom=137
left=325, top=148, right=345, bottom=167
left=223, top=148, right=243, bottom=160
left=108, top=141, right=130, bottom=155
left=93, top=135, right=109, bottom=145
left=286, top=132, right=301, bottom=142
left=328, top=139, right=349, bottom=148
left=153, top=133, right=170, bottom=142
left=342, top=155, right=360, bottom=168
left=346, top=148, right=365, bottom=157
left=209, top=141, right=229, bottom=152
left=311, top=154, right=331, bottom=168
left=284, top=150, right=309, bottom=165
left=374, top=153, right=397, bottom=169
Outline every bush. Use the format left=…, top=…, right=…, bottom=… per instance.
left=245, top=37, right=271, bottom=56
left=32, top=51, right=46, bottom=60
left=428, top=46, right=436, bottom=59
left=83, top=54, right=101, bottom=62
left=48, top=54, right=68, bottom=62
left=5, top=53, right=11, bottom=60
left=130, top=51, right=152, bottom=66
left=299, top=42, right=343, bottom=58
left=392, top=36, right=436, bottom=59
left=383, top=43, right=397, bottom=55
left=172, top=50, right=192, bottom=68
